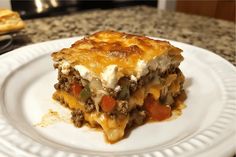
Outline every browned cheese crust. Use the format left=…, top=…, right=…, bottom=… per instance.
left=51, top=30, right=183, bottom=76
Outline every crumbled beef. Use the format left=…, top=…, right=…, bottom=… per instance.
left=108, top=113, right=117, bottom=119
left=84, top=98, right=95, bottom=113
left=128, top=107, right=147, bottom=128
left=137, top=70, right=156, bottom=89
left=53, top=63, right=59, bottom=68
left=106, top=88, right=116, bottom=97
left=71, top=109, right=84, bottom=127
left=54, top=83, right=60, bottom=90
left=133, top=110, right=147, bottom=125
left=116, top=100, right=129, bottom=115
left=55, top=69, right=83, bottom=92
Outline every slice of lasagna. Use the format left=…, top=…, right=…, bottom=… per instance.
left=51, top=31, right=186, bottom=143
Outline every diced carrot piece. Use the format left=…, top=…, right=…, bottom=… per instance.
left=71, top=83, right=82, bottom=97
left=149, top=103, right=171, bottom=121
left=144, top=94, right=171, bottom=121
left=101, top=95, right=116, bottom=112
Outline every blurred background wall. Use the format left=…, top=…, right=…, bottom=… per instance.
left=0, top=0, right=235, bottom=22
left=175, top=0, right=235, bottom=22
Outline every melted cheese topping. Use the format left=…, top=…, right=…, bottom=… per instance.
left=52, top=30, right=183, bottom=77
left=128, top=80, right=162, bottom=109
left=129, top=87, right=145, bottom=109
left=147, top=85, right=161, bottom=100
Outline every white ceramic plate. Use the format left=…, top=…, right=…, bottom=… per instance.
left=0, top=37, right=235, bottom=157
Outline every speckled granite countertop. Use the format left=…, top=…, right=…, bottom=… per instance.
left=14, top=6, right=236, bottom=66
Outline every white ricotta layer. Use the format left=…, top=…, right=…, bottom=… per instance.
left=60, top=61, right=70, bottom=75
left=59, top=53, right=171, bottom=89
left=101, top=64, right=118, bottom=89
left=114, top=85, right=121, bottom=93
left=130, top=75, right=137, bottom=82
left=136, top=60, right=149, bottom=78
left=74, top=65, right=95, bottom=81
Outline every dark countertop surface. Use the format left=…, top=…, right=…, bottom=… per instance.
left=11, top=6, right=236, bottom=66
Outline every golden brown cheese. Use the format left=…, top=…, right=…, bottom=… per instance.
left=51, top=30, right=182, bottom=76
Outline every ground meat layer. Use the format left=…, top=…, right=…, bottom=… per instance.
left=53, top=61, right=185, bottom=123
left=54, top=66, right=184, bottom=115
left=53, top=91, right=147, bottom=130
left=53, top=84, right=185, bottom=142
